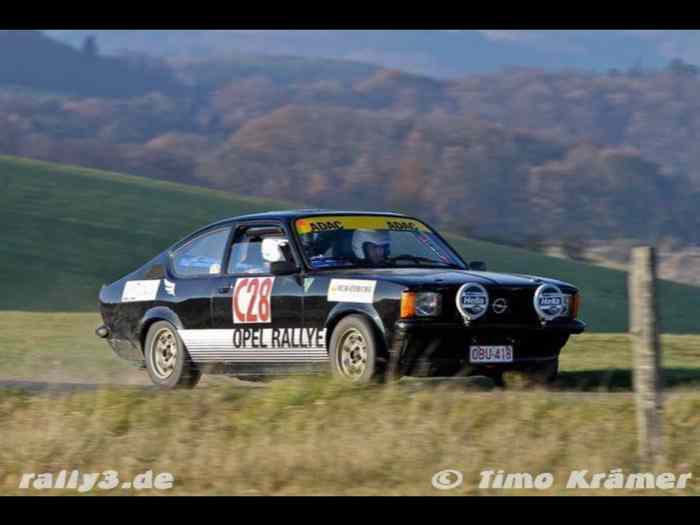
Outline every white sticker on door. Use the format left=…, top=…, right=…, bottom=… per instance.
left=121, top=280, right=161, bottom=303
left=327, top=279, right=376, bottom=303
left=232, top=276, right=275, bottom=323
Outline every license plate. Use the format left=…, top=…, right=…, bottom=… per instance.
left=469, top=345, right=514, bottom=363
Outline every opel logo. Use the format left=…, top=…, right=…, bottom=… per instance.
left=492, top=298, right=508, bottom=314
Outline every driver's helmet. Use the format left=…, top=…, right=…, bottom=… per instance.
left=352, top=229, right=391, bottom=260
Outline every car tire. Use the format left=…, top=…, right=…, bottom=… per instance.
left=521, top=359, right=559, bottom=385
left=144, top=321, right=202, bottom=389
left=329, top=315, right=383, bottom=384
left=480, top=369, right=505, bottom=387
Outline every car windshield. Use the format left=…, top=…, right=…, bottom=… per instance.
left=295, top=215, right=465, bottom=270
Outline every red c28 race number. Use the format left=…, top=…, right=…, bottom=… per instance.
left=232, top=277, right=275, bottom=324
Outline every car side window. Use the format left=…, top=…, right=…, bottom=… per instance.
left=172, top=228, right=231, bottom=278
left=227, top=227, right=289, bottom=275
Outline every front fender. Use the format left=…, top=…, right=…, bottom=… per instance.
left=325, top=302, right=389, bottom=351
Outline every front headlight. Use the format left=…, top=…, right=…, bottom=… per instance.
left=400, top=291, right=442, bottom=318
left=415, top=292, right=442, bottom=317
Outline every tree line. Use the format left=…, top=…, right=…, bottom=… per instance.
left=1, top=31, right=700, bottom=248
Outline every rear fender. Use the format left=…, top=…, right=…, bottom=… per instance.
left=138, top=307, right=185, bottom=352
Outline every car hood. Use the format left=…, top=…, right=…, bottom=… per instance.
left=319, top=268, right=577, bottom=291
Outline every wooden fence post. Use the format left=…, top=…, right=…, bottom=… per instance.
left=629, top=246, right=664, bottom=469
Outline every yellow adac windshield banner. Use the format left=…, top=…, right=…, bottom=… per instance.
left=295, top=216, right=430, bottom=235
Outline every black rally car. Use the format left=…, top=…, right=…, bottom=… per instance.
left=96, top=210, right=585, bottom=388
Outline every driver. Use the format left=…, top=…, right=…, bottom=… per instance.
left=352, top=229, right=391, bottom=265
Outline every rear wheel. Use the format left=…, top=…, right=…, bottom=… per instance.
left=144, top=321, right=202, bottom=389
left=329, top=315, right=382, bottom=384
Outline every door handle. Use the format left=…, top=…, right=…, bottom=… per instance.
left=218, top=285, right=233, bottom=294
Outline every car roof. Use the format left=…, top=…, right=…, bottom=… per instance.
left=172, top=209, right=422, bottom=249
left=204, top=209, right=412, bottom=229
left=169, top=208, right=439, bottom=255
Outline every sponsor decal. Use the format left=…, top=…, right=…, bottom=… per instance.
left=295, top=216, right=430, bottom=235
left=327, top=279, right=376, bottom=303
left=121, top=280, right=160, bottom=303
left=303, top=277, right=315, bottom=293
left=177, top=328, right=328, bottom=363
left=386, top=220, right=419, bottom=231
left=456, top=283, right=489, bottom=322
left=232, top=277, right=275, bottom=324
left=230, top=327, right=326, bottom=349
left=533, top=283, right=565, bottom=321
left=163, top=279, right=176, bottom=296
left=309, top=220, right=345, bottom=232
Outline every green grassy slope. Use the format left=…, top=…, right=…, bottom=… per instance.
left=0, top=155, right=295, bottom=312
left=1, top=155, right=698, bottom=332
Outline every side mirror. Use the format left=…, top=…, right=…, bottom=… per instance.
left=270, top=260, right=298, bottom=275
left=469, top=261, right=487, bottom=271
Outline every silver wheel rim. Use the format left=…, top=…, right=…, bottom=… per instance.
left=151, top=327, right=178, bottom=379
left=338, top=328, right=368, bottom=381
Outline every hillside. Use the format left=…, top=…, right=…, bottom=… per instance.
left=2, top=33, right=700, bottom=250
left=0, top=31, right=182, bottom=98
left=44, top=30, right=677, bottom=77
left=1, top=155, right=699, bottom=333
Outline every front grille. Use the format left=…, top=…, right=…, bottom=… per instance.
left=486, top=287, right=540, bottom=324
left=449, top=286, right=541, bottom=325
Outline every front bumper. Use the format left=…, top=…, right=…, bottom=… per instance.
left=388, top=318, right=585, bottom=376
left=394, top=318, right=586, bottom=334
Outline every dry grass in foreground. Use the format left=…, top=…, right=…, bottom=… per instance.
left=0, top=377, right=698, bottom=496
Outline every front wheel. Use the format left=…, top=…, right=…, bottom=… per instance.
left=144, top=321, right=202, bottom=389
left=520, top=359, right=559, bottom=385
left=329, top=315, right=382, bottom=384
left=480, top=369, right=505, bottom=387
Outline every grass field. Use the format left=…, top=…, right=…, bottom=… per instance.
left=1, top=156, right=698, bottom=496
left=0, top=381, right=698, bottom=496
left=0, top=312, right=698, bottom=495
left=1, top=154, right=700, bottom=332
left=2, top=312, right=700, bottom=391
